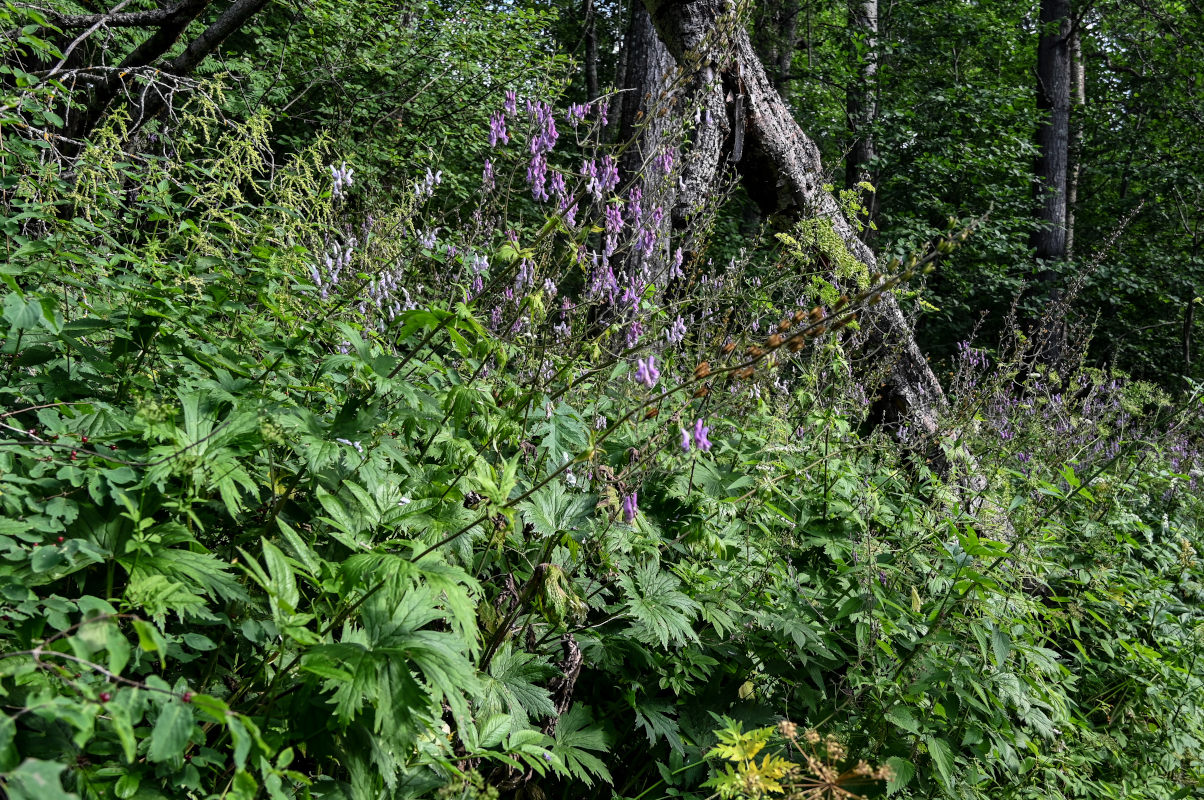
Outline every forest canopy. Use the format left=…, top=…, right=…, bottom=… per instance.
left=0, top=1, right=1202, bottom=799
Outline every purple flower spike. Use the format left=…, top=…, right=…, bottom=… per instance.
left=622, top=492, right=638, bottom=523
left=488, top=112, right=509, bottom=147
left=693, top=419, right=712, bottom=452
left=680, top=428, right=691, bottom=453
left=633, top=356, right=660, bottom=388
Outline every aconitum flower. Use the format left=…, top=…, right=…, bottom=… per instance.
left=504, top=90, right=517, bottom=116
left=669, top=247, right=685, bottom=281
left=528, top=154, right=549, bottom=202
left=515, top=259, right=535, bottom=292
left=563, top=202, right=578, bottom=228
left=598, top=155, right=619, bottom=194
left=622, top=491, right=638, bottom=523
left=680, top=427, right=691, bottom=452
left=567, top=103, right=589, bottom=128
left=418, top=228, right=437, bottom=249
left=416, top=167, right=441, bottom=199
left=633, top=356, right=660, bottom=388
left=604, top=203, right=624, bottom=255
left=666, top=315, right=687, bottom=345
left=625, top=319, right=644, bottom=348
left=583, top=158, right=602, bottom=200
left=693, top=419, right=712, bottom=452
left=549, top=171, right=567, bottom=203
left=529, top=101, right=558, bottom=154
left=482, top=158, right=495, bottom=191
left=627, top=185, right=642, bottom=222
left=655, top=147, right=675, bottom=175
left=620, top=279, right=641, bottom=311
left=489, top=112, right=509, bottom=147
left=330, top=161, right=354, bottom=198
left=589, top=258, right=619, bottom=305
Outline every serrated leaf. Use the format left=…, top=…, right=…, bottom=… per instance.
left=991, top=625, right=1011, bottom=666
left=925, top=735, right=955, bottom=786
left=886, top=756, right=916, bottom=794
left=885, top=704, right=921, bottom=735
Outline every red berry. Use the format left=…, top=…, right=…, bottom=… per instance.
left=99, top=692, right=111, bottom=703
left=109, top=444, right=118, bottom=450
left=80, top=436, right=88, bottom=443
left=181, top=691, right=193, bottom=703
left=56, top=536, right=64, bottom=544
left=69, top=451, right=78, bottom=460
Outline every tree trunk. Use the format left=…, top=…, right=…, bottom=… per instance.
left=751, top=0, right=799, bottom=99
left=1065, top=26, right=1085, bottom=260
left=617, top=3, right=728, bottom=285
left=64, top=0, right=211, bottom=140
left=62, top=0, right=270, bottom=141
left=1030, top=0, right=1071, bottom=363
left=584, top=0, right=600, bottom=101
left=642, top=0, right=946, bottom=438
left=845, top=0, right=878, bottom=245
left=1032, top=0, right=1071, bottom=267
left=776, top=0, right=798, bottom=100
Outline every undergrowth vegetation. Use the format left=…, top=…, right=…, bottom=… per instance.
left=1, top=4, right=1203, bottom=800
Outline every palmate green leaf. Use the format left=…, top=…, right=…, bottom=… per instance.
left=126, top=540, right=249, bottom=605
left=618, top=561, right=699, bottom=648
left=123, top=574, right=207, bottom=622
left=552, top=705, right=612, bottom=786
left=632, top=698, right=683, bottom=752
left=343, top=552, right=480, bottom=648
left=519, top=482, right=593, bottom=541
left=481, top=643, right=557, bottom=724
left=533, top=402, right=588, bottom=465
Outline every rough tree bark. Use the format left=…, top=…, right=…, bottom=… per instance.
left=641, top=0, right=947, bottom=437
left=617, top=3, right=728, bottom=283
left=1029, top=0, right=1071, bottom=363
left=1065, top=27, right=1085, bottom=260
left=845, top=0, right=878, bottom=245
left=1032, top=0, right=1072, bottom=270
left=751, top=0, right=799, bottom=100
left=584, top=0, right=600, bottom=101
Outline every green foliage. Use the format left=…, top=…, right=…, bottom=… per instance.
left=0, top=3, right=1202, bottom=800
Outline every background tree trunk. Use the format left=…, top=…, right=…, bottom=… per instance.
left=845, top=0, right=879, bottom=245
left=584, top=0, right=600, bottom=101
left=1030, top=0, right=1071, bottom=363
left=642, top=0, right=947, bottom=437
left=1065, top=26, right=1085, bottom=260
left=1033, top=0, right=1071, bottom=266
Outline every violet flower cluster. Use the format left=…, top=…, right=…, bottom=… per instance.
left=330, top=162, right=353, bottom=198
left=680, top=419, right=712, bottom=453
left=633, top=356, right=660, bottom=388
left=622, top=491, right=639, bottom=523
